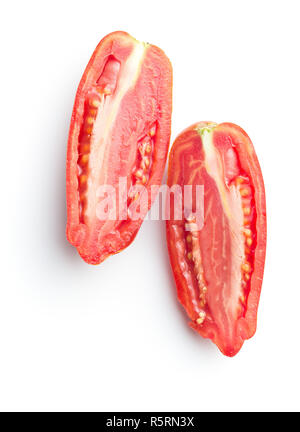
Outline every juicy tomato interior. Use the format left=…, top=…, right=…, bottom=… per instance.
left=166, top=122, right=266, bottom=356
left=66, top=31, right=172, bottom=264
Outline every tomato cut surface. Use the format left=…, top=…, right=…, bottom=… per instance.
left=66, top=31, right=172, bottom=264
left=166, top=122, right=266, bottom=356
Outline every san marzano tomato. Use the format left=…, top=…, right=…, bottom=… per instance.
left=66, top=31, right=172, bottom=264
left=166, top=122, right=266, bottom=356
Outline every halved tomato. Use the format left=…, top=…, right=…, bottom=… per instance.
left=166, top=122, right=266, bottom=356
left=66, top=31, right=172, bottom=264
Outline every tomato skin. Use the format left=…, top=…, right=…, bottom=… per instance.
left=166, top=122, right=266, bottom=357
left=66, top=31, right=172, bottom=264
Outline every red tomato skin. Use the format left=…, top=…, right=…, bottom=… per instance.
left=66, top=31, right=172, bottom=264
left=166, top=122, right=266, bottom=357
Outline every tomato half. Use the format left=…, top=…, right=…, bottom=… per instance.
left=166, top=122, right=266, bottom=356
left=66, top=31, right=172, bottom=264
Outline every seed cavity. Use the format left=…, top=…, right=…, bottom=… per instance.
left=96, top=56, right=121, bottom=95
left=185, top=229, right=208, bottom=309
left=235, top=175, right=257, bottom=312
left=127, top=123, right=156, bottom=214
left=77, top=88, right=108, bottom=221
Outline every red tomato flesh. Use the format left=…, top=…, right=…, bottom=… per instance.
left=66, top=31, right=172, bottom=264
left=166, top=122, right=266, bottom=357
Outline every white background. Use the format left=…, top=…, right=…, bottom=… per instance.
left=0, top=0, right=299, bottom=412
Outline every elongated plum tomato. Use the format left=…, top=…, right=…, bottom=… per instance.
left=166, top=122, right=266, bottom=356
left=66, top=31, right=172, bottom=264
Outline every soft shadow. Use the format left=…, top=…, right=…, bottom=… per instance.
left=33, top=78, right=82, bottom=275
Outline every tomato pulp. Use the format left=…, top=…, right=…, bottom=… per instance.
left=66, top=32, right=172, bottom=264
left=166, top=122, right=266, bottom=356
